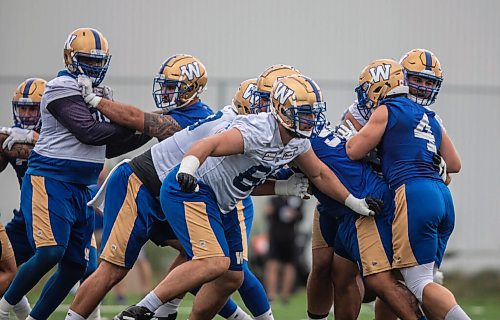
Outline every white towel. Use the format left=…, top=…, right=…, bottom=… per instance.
left=87, top=159, right=131, bottom=212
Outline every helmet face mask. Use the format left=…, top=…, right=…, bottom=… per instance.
left=71, top=52, right=111, bottom=85
left=405, top=71, right=442, bottom=106
left=270, top=75, right=326, bottom=138
left=152, top=54, right=207, bottom=112
left=12, top=78, right=46, bottom=129
left=250, top=91, right=270, bottom=114
left=400, top=49, right=443, bottom=106
left=355, top=81, right=375, bottom=120
left=64, top=28, right=111, bottom=86
left=153, top=76, right=194, bottom=110
left=279, top=102, right=327, bottom=138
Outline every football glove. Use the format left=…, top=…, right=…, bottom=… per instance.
left=2, top=127, right=35, bottom=150
left=336, top=119, right=358, bottom=141
left=93, top=85, right=114, bottom=101
left=0, top=127, right=11, bottom=135
left=274, top=173, right=311, bottom=199
left=176, top=155, right=200, bottom=192
left=344, top=194, right=384, bottom=216
left=176, top=172, right=198, bottom=193
left=77, top=75, right=102, bottom=108
left=432, top=153, right=447, bottom=182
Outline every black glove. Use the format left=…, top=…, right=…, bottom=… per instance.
left=365, top=196, right=384, bottom=215
left=176, top=172, right=198, bottom=193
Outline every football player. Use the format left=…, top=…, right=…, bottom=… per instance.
left=115, top=74, right=382, bottom=320
left=345, top=59, right=470, bottom=320
left=0, top=28, right=151, bottom=320
left=66, top=54, right=214, bottom=320
left=74, top=75, right=296, bottom=320
left=0, top=78, right=44, bottom=320
left=373, top=48, right=448, bottom=320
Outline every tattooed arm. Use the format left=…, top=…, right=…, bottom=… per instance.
left=143, top=113, right=182, bottom=141
left=97, top=99, right=182, bottom=141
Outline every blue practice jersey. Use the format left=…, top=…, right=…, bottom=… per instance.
left=379, top=96, right=443, bottom=189
left=167, top=101, right=213, bottom=129
left=310, top=127, right=388, bottom=217
left=4, top=125, right=36, bottom=188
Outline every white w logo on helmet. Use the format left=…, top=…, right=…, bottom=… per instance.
left=273, top=82, right=295, bottom=105
left=242, top=83, right=256, bottom=100
left=180, top=62, right=201, bottom=81
left=369, top=64, right=391, bottom=82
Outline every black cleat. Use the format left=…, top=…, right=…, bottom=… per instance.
left=113, top=305, right=155, bottom=320
left=155, top=312, right=178, bottom=320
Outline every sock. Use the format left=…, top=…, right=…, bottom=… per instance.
left=66, top=309, right=86, bottom=320
left=13, top=296, right=31, bottom=319
left=254, top=308, right=274, bottom=320
left=227, top=306, right=252, bottom=320
left=154, top=298, right=182, bottom=317
left=218, top=298, right=238, bottom=318
left=137, top=291, right=163, bottom=312
left=307, top=311, right=329, bottom=320
left=4, top=246, right=65, bottom=306
left=88, top=303, right=101, bottom=320
left=30, top=259, right=87, bottom=320
left=0, top=297, right=14, bottom=317
left=444, top=305, right=471, bottom=320
left=239, top=262, right=271, bottom=317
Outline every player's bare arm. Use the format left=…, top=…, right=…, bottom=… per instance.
left=143, top=112, right=182, bottom=141
left=184, top=128, right=245, bottom=165
left=346, top=105, right=388, bottom=160
left=96, top=99, right=181, bottom=140
left=439, top=130, right=461, bottom=173
left=294, top=148, right=350, bottom=203
left=343, top=111, right=364, bottom=131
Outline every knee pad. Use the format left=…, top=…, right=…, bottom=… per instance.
left=400, top=262, right=435, bottom=303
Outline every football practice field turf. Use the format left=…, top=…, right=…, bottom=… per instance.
left=29, top=289, right=500, bottom=319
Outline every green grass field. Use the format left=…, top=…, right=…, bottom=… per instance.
left=27, top=289, right=500, bottom=319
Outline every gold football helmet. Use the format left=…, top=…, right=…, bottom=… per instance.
left=231, top=78, right=257, bottom=115
left=270, top=74, right=326, bottom=138
left=152, top=54, right=208, bottom=112
left=12, top=78, right=46, bottom=129
left=400, top=49, right=443, bottom=106
left=63, top=28, right=111, bottom=86
left=355, top=59, right=408, bottom=120
left=251, top=64, right=301, bottom=114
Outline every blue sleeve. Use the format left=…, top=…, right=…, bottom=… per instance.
left=47, top=95, right=138, bottom=146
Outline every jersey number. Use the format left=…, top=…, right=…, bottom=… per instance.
left=233, top=165, right=273, bottom=192
left=414, top=114, right=436, bottom=153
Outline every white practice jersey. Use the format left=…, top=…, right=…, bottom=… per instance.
left=347, top=100, right=368, bottom=127
left=197, top=112, right=311, bottom=214
left=36, top=74, right=106, bottom=163
left=151, top=105, right=237, bottom=182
